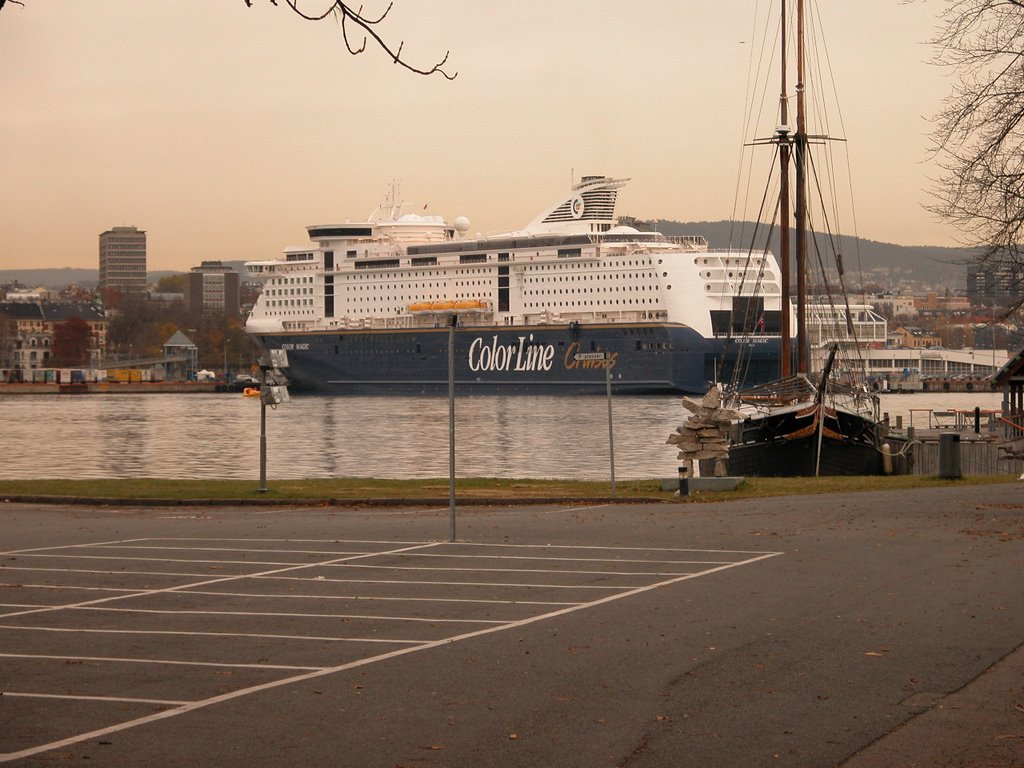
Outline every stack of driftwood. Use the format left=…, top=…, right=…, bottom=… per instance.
left=666, top=388, right=743, bottom=478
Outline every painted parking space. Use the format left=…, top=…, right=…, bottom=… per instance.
left=0, top=536, right=782, bottom=762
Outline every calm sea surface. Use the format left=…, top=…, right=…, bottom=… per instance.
left=0, top=390, right=1005, bottom=481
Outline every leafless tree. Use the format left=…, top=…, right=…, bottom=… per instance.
left=928, top=0, right=1024, bottom=314
left=245, top=1, right=456, bottom=79
left=1, top=1, right=456, bottom=80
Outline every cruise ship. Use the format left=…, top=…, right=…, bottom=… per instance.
left=243, top=176, right=783, bottom=394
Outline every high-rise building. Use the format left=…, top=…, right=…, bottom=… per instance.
left=967, top=263, right=1024, bottom=308
left=185, top=260, right=240, bottom=317
left=98, top=226, right=147, bottom=295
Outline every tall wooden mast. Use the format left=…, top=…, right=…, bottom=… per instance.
left=777, top=0, right=792, bottom=378
left=794, top=0, right=809, bottom=374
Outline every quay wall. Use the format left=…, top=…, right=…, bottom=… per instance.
left=0, top=382, right=221, bottom=395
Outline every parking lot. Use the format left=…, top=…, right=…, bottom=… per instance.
left=1, top=488, right=1022, bottom=766
left=1, top=532, right=780, bottom=762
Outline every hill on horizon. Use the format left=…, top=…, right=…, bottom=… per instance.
left=0, top=262, right=250, bottom=292
left=650, top=219, right=972, bottom=289
left=0, top=232, right=973, bottom=293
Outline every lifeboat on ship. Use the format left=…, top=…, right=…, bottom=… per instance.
left=408, top=299, right=490, bottom=314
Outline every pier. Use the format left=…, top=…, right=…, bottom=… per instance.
left=882, top=406, right=1024, bottom=477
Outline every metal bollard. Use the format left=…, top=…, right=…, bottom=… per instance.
left=938, top=432, right=962, bottom=478
left=678, top=465, right=690, bottom=496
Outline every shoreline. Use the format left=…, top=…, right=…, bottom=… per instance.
left=0, top=381, right=228, bottom=394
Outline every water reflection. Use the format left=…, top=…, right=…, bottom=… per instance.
left=0, top=390, right=1003, bottom=481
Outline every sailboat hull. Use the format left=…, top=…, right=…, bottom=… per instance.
left=724, top=398, right=885, bottom=476
left=725, top=433, right=883, bottom=476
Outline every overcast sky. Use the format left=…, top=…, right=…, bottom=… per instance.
left=0, top=0, right=956, bottom=272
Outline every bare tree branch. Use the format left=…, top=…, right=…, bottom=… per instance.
left=928, top=0, right=1024, bottom=314
left=0, top=1, right=455, bottom=79
left=245, top=0, right=456, bottom=79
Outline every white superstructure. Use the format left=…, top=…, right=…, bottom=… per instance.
left=244, top=176, right=784, bottom=340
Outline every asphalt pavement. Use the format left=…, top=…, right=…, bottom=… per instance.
left=1, top=483, right=1022, bottom=767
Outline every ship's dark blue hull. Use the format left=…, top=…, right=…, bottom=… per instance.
left=251, top=322, right=781, bottom=395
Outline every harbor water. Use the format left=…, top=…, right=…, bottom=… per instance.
left=0, top=391, right=1005, bottom=481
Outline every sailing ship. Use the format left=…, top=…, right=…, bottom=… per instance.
left=722, top=0, right=889, bottom=476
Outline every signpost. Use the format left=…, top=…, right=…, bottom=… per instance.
left=574, top=352, right=616, bottom=495
left=448, top=314, right=457, bottom=541
left=257, top=349, right=290, bottom=493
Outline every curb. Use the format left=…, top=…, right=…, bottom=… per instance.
left=0, top=495, right=671, bottom=508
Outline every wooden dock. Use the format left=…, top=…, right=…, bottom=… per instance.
left=884, top=426, right=1024, bottom=477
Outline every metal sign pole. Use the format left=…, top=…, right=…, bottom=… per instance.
left=574, top=351, right=616, bottom=496
left=605, top=358, right=616, bottom=496
left=448, top=314, right=457, bottom=542
left=258, top=366, right=268, bottom=493
left=256, top=349, right=290, bottom=494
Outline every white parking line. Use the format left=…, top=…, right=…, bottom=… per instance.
left=327, top=563, right=694, bottom=577
left=0, top=652, right=320, bottom=671
left=71, top=606, right=508, bottom=625
left=3, top=692, right=191, bottom=706
left=332, top=552, right=735, bottom=565
left=0, top=625, right=429, bottom=644
left=0, top=547, right=783, bottom=764
left=0, top=541, right=445, bottom=621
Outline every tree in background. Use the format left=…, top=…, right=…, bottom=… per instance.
left=929, top=0, right=1024, bottom=315
left=245, top=1, right=455, bottom=79
left=156, top=274, right=185, bottom=294
left=1, top=2, right=455, bottom=79
left=51, top=316, right=93, bottom=366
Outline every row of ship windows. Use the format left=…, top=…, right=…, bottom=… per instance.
left=524, top=299, right=661, bottom=308
left=268, top=276, right=315, bottom=285
left=323, top=271, right=656, bottom=289
left=322, top=294, right=663, bottom=308
left=696, top=257, right=765, bottom=266
left=699, top=271, right=773, bottom=279
left=338, top=284, right=497, bottom=294
left=526, top=286, right=659, bottom=295
left=526, top=272, right=662, bottom=282
left=267, top=299, right=315, bottom=307
left=324, top=260, right=655, bottom=280
left=267, top=287, right=314, bottom=297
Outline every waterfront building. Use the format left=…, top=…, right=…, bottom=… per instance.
left=807, top=302, right=888, bottom=350
left=0, top=302, right=107, bottom=376
left=162, top=330, right=198, bottom=381
left=890, top=326, right=943, bottom=349
left=98, top=226, right=147, bottom=296
left=184, top=261, right=240, bottom=318
left=867, top=294, right=917, bottom=319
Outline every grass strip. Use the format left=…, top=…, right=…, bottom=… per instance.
left=0, top=474, right=1017, bottom=504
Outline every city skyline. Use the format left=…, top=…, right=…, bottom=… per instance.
left=2, top=1, right=960, bottom=272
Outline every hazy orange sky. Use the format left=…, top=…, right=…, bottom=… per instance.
left=1, top=0, right=958, bottom=272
